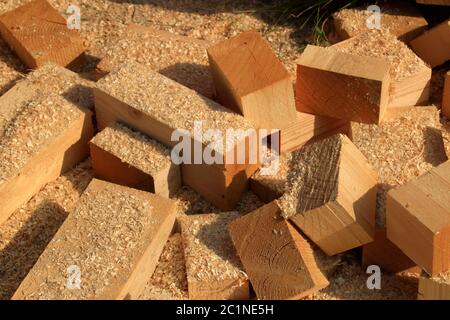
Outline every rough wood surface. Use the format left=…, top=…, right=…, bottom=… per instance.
left=12, top=179, right=176, bottom=300
left=410, top=19, right=450, bottom=68
left=96, top=24, right=214, bottom=98
left=94, top=61, right=259, bottom=210
left=443, top=71, right=450, bottom=118
left=387, top=160, right=450, bottom=276
left=90, top=122, right=181, bottom=197
left=296, top=45, right=390, bottom=124
left=179, top=212, right=249, bottom=300
left=228, top=201, right=329, bottom=300
left=333, top=1, right=428, bottom=43
left=277, top=134, right=377, bottom=255
left=0, top=64, right=94, bottom=225
left=207, top=30, right=296, bottom=130
left=0, top=0, right=85, bottom=69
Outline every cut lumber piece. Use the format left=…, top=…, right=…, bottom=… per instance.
left=410, top=19, right=450, bottom=68
left=352, top=106, right=447, bottom=272
left=207, top=30, right=297, bottom=130
left=362, top=229, right=420, bottom=274
left=13, top=179, right=177, bottom=300
left=418, top=270, right=450, bottom=300
left=0, top=0, right=85, bottom=69
left=96, top=24, right=214, bottom=98
left=387, top=160, right=450, bottom=276
left=278, top=111, right=351, bottom=154
left=94, top=61, right=259, bottom=210
left=178, top=212, right=249, bottom=300
left=333, top=1, right=428, bottom=43
left=296, top=45, right=390, bottom=124
left=228, top=201, right=329, bottom=300
left=139, top=233, right=188, bottom=300
left=0, top=64, right=94, bottom=226
left=331, top=30, right=431, bottom=108
left=417, top=0, right=450, bottom=5
left=277, top=134, right=377, bottom=255
left=90, top=122, right=181, bottom=197
left=443, top=71, right=450, bottom=118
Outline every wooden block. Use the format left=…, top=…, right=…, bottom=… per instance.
left=418, top=271, right=450, bottom=300
left=277, top=134, right=377, bottom=255
left=0, top=0, right=85, bottom=69
left=12, top=179, right=176, bottom=299
left=362, top=228, right=421, bottom=274
left=411, top=19, right=450, bottom=68
left=331, top=30, right=431, bottom=108
left=96, top=24, right=214, bottom=98
left=442, top=71, right=450, bottom=118
left=207, top=30, right=297, bottom=130
left=387, top=160, right=450, bottom=276
left=178, top=212, right=249, bottom=300
left=0, top=64, right=94, bottom=226
left=278, top=111, right=351, bottom=154
left=296, top=45, right=390, bottom=124
left=90, top=122, right=181, bottom=197
left=228, top=201, right=329, bottom=300
left=94, top=62, right=259, bottom=210
left=333, top=1, right=428, bottom=43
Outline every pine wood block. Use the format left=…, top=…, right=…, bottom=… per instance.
left=178, top=212, right=249, bottom=300
left=278, top=111, right=351, bottom=154
left=331, top=33, right=431, bottom=108
left=13, top=179, right=176, bottom=300
left=95, top=24, right=214, bottom=98
left=333, top=1, right=428, bottom=43
left=0, top=65, right=94, bottom=226
left=411, top=19, right=450, bottom=68
left=207, top=30, right=297, bottom=130
left=443, top=71, right=450, bottom=118
left=0, top=0, right=85, bottom=69
left=387, top=160, right=450, bottom=276
left=277, top=134, right=377, bottom=255
left=362, top=228, right=420, bottom=274
left=418, top=271, right=450, bottom=300
left=228, top=201, right=329, bottom=300
left=94, top=62, right=259, bottom=210
left=90, top=122, right=181, bottom=197
left=296, top=45, right=390, bottom=124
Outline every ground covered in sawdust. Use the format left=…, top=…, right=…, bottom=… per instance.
left=0, top=0, right=447, bottom=301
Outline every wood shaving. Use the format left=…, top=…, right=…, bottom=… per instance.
left=251, top=152, right=292, bottom=197
left=331, top=29, right=427, bottom=82
left=91, top=122, right=172, bottom=176
left=352, top=107, right=447, bottom=227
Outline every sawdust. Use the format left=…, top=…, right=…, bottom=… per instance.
left=139, top=233, right=188, bottom=300
left=352, top=106, right=447, bottom=228
left=0, top=38, right=25, bottom=96
left=251, top=152, right=291, bottom=197
left=15, top=181, right=157, bottom=299
left=91, top=122, right=172, bottom=176
left=178, top=212, right=247, bottom=284
left=331, top=29, right=428, bottom=82
left=0, top=159, right=92, bottom=299
left=432, top=269, right=450, bottom=284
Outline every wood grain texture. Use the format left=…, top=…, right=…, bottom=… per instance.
left=0, top=0, right=85, bottom=69
left=416, top=0, right=450, bottom=5
left=279, top=134, right=377, bottom=255
left=296, top=45, right=390, bottom=124
left=12, top=179, right=176, bottom=300
left=228, top=201, right=329, bottom=300
left=207, top=30, right=297, bottom=130
left=387, top=160, right=450, bottom=276
left=418, top=273, right=450, bottom=300
left=442, top=71, right=450, bottom=118
left=410, top=19, right=450, bottom=68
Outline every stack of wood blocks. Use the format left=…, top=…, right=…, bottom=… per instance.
left=0, top=0, right=450, bottom=301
